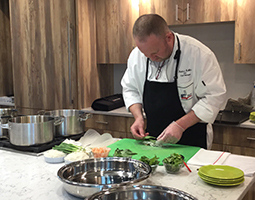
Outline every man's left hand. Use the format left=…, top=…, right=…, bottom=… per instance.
left=157, top=121, right=185, bottom=143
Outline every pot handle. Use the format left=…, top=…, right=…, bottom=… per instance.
left=54, top=116, right=65, bottom=126
left=79, top=113, right=92, bottom=122
left=0, top=123, right=10, bottom=130
left=37, top=110, right=47, bottom=115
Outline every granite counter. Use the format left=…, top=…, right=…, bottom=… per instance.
left=0, top=149, right=254, bottom=200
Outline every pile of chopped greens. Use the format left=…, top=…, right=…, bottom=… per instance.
left=138, top=136, right=163, bottom=147
left=139, top=155, right=160, bottom=166
left=162, top=153, right=183, bottom=166
left=113, top=148, right=137, bottom=157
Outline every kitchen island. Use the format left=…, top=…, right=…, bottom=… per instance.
left=0, top=149, right=254, bottom=200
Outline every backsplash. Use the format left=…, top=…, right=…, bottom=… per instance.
left=114, top=22, right=255, bottom=109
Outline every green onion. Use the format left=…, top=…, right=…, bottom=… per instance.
left=52, top=143, right=84, bottom=154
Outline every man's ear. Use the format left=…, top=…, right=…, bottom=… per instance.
left=165, top=32, right=174, bottom=47
left=165, top=32, right=173, bottom=42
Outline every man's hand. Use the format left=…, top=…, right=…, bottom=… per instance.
left=129, top=103, right=149, bottom=139
left=157, top=121, right=185, bottom=143
left=130, top=117, right=149, bottom=139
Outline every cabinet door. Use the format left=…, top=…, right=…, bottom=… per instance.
left=234, top=0, right=255, bottom=64
left=183, top=0, right=235, bottom=24
left=95, top=0, right=139, bottom=64
left=139, top=0, right=183, bottom=25
left=0, top=0, right=13, bottom=96
left=10, top=0, right=77, bottom=110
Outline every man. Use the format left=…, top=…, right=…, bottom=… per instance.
left=121, top=14, right=226, bottom=149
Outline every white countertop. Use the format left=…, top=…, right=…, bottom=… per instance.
left=82, top=107, right=255, bottom=129
left=0, top=149, right=254, bottom=200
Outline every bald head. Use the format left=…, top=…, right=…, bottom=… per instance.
left=133, top=14, right=170, bottom=42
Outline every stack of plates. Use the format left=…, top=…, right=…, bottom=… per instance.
left=198, top=165, right=244, bottom=186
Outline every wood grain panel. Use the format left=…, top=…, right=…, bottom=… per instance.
left=76, top=0, right=101, bottom=108
left=10, top=0, right=77, bottom=110
left=184, top=0, right=235, bottom=24
left=234, top=0, right=255, bottom=63
left=139, top=0, right=183, bottom=25
left=95, top=0, right=138, bottom=63
left=85, top=114, right=126, bottom=132
left=0, top=0, right=13, bottom=96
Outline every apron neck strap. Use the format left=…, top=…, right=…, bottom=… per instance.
left=145, top=35, right=181, bottom=81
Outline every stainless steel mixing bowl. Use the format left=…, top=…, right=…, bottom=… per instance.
left=57, top=157, right=151, bottom=198
left=87, top=185, right=198, bottom=200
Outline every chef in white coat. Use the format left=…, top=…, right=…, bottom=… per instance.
left=121, top=14, right=226, bottom=149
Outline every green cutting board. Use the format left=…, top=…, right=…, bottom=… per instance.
left=107, top=138, right=201, bottom=166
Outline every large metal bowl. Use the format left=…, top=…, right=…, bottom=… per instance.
left=87, top=185, right=198, bottom=200
left=57, top=157, right=151, bottom=198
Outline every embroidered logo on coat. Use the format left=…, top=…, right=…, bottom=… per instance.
left=181, top=90, right=192, bottom=100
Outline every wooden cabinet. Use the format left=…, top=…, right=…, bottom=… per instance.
left=85, top=114, right=134, bottom=138
left=95, top=0, right=139, bottom=64
left=139, top=0, right=183, bottom=25
left=234, top=0, right=255, bottom=64
left=0, top=0, right=13, bottom=97
left=211, top=124, right=255, bottom=200
left=183, top=0, right=235, bottom=24
left=139, top=0, right=235, bottom=25
left=9, top=0, right=77, bottom=113
left=212, top=124, right=255, bottom=157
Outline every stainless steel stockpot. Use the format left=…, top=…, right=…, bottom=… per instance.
left=2, top=115, right=63, bottom=146
left=0, top=108, right=18, bottom=139
left=47, top=109, right=91, bottom=136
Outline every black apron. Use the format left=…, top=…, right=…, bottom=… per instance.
left=143, top=36, right=207, bottom=149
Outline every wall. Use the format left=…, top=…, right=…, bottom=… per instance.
left=114, top=22, right=255, bottom=108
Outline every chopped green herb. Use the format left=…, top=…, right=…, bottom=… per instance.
left=113, top=148, right=137, bottom=157
left=162, top=153, right=183, bottom=166
left=139, top=155, right=160, bottom=166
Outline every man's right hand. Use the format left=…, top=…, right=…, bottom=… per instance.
left=128, top=103, right=149, bottom=139
left=130, top=117, right=149, bottom=139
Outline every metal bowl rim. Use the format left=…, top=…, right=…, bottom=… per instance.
left=57, top=157, right=151, bottom=188
left=87, top=184, right=198, bottom=200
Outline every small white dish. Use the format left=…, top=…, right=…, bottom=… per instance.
left=44, top=156, right=65, bottom=164
left=44, top=149, right=66, bottom=164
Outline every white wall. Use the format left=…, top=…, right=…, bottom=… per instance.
left=114, top=22, right=255, bottom=107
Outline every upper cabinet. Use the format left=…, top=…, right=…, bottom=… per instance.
left=0, top=0, right=13, bottom=97
left=9, top=0, right=77, bottom=112
left=139, top=0, right=183, bottom=25
left=234, top=0, right=255, bottom=64
left=183, top=0, right=235, bottom=24
left=95, top=0, right=139, bottom=64
left=96, top=0, right=237, bottom=64
left=139, top=0, right=235, bottom=25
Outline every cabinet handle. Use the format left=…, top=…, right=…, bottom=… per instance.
left=67, top=21, right=72, bottom=105
left=238, top=43, right=241, bottom=60
left=95, top=121, right=109, bottom=125
left=187, top=3, right=190, bottom=20
left=247, top=137, right=255, bottom=141
left=176, top=4, right=178, bottom=21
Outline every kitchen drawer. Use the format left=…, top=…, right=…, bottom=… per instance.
left=224, top=127, right=255, bottom=148
left=85, top=114, right=126, bottom=132
left=213, top=125, right=255, bottom=148
left=212, top=124, right=255, bottom=157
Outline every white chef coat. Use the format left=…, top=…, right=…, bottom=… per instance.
left=121, top=32, right=227, bottom=149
